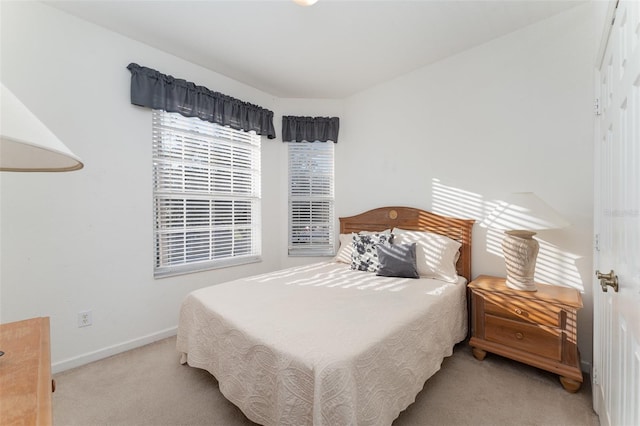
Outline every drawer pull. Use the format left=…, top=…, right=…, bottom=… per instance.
left=515, top=332, right=524, bottom=340
left=515, top=308, right=523, bottom=315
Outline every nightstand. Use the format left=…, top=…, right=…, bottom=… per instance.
left=468, top=275, right=583, bottom=392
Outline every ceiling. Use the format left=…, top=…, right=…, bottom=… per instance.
left=48, top=0, right=584, bottom=99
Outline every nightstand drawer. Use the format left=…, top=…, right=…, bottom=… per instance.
left=484, top=298, right=561, bottom=327
left=469, top=275, right=583, bottom=392
left=485, top=315, right=562, bottom=361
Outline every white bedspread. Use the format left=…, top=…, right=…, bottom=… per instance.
left=176, top=262, right=467, bottom=426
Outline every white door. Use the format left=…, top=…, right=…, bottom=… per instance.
left=593, top=1, right=640, bottom=425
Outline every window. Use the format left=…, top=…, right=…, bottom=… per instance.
left=152, top=110, right=261, bottom=277
left=288, top=142, right=335, bottom=256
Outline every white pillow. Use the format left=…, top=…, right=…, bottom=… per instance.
left=392, top=228, right=461, bottom=283
left=333, top=230, right=392, bottom=264
left=334, top=233, right=355, bottom=263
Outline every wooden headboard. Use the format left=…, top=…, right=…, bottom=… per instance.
left=339, top=206, right=475, bottom=281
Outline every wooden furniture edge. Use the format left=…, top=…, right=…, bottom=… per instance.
left=0, top=317, right=53, bottom=425
left=38, top=317, right=53, bottom=423
left=469, top=337, right=583, bottom=383
left=468, top=275, right=583, bottom=309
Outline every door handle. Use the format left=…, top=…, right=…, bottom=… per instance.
left=596, top=270, right=619, bottom=292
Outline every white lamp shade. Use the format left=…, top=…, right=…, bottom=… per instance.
left=481, top=192, right=569, bottom=232
left=1, top=83, right=83, bottom=172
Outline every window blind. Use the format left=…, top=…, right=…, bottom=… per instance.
left=152, top=110, right=261, bottom=277
left=288, top=142, right=335, bottom=256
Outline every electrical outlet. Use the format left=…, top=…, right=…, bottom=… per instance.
left=78, top=310, right=92, bottom=327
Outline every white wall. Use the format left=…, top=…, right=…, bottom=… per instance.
left=1, top=1, right=601, bottom=371
left=338, top=3, right=599, bottom=367
left=0, top=1, right=285, bottom=372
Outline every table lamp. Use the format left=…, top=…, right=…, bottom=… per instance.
left=482, top=192, right=569, bottom=291
left=1, top=83, right=83, bottom=171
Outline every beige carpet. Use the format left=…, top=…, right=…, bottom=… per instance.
left=52, top=337, right=599, bottom=426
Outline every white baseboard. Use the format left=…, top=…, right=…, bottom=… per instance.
left=52, top=326, right=177, bottom=374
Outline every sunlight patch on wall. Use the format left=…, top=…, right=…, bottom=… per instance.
left=432, top=178, right=585, bottom=292
left=485, top=227, right=505, bottom=257
left=431, top=178, right=484, bottom=219
left=534, top=240, right=583, bottom=291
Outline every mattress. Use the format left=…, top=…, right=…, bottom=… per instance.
left=176, top=261, right=468, bottom=426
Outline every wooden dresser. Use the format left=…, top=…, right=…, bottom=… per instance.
left=0, top=317, right=53, bottom=425
left=468, top=275, right=583, bottom=392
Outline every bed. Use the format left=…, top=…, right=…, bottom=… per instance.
left=177, top=206, right=474, bottom=426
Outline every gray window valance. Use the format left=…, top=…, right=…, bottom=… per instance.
left=127, top=63, right=276, bottom=139
left=282, top=116, right=340, bottom=143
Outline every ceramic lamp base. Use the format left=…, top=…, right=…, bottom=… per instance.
left=502, top=230, right=538, bottom=292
